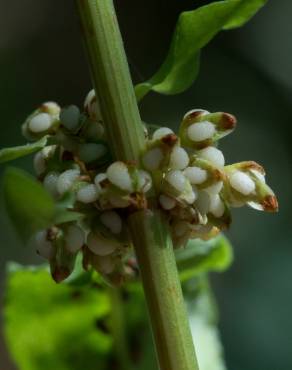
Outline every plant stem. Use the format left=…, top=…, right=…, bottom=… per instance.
left=76, top=1, right=199, bottom=369
left=108, top=287, right=132, bottom=370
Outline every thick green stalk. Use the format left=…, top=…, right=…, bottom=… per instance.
left=76, top=1, right=199, bottom=369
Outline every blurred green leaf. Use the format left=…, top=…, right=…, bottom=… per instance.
left=135, top=0, right=267, bottom=100
left=186, top=276, right=227, bottom=370
left=176, top=235, right=233, bottom=282
left=0, top=135, right=49, bottom=163
left=4, top=264, right=111, bottom=370
left=3, top=167, right=55, bottom=242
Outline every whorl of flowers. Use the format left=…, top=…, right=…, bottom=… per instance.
left=23, top=90, right=278, bottom=284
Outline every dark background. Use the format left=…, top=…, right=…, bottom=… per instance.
left=0, top=1, right=291, bottom=369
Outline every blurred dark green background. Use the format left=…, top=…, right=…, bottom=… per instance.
left=0, top=1, right=291, bottom=369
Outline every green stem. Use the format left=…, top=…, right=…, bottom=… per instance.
left=76, top=1, right=199, bottom=369
left=108, top=287, right=132, bottom=370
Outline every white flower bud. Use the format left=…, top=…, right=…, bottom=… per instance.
left=77, top=184, right=99, bottom=203
left=100, top=211, right=122, bottom=234
left=195, top=191, right=210, bottom=215
left=41, top=101, right=60, bottom=116
left=34, top=230, right=54, bottom=260
left=159, top=194, right=176, bottom=210
left=79, top=143, right=107, bottom=163
left=142, top=147, right=164, bottom=171
left=65, top=225, right=85, bottom=253
left=60, top=105, right=80, bottom=131
left=57, top=169, right=80, bottom=195
left=28, top=113, right=52, bottom=133
left=33, top=145, right=56, bottom=176
left=169, top=147, right=189, bottom=170
left=33, top=151, right=46, bottom=175
left=137, top=170, right=152, bottom=193
left=84, top=89, right=102, bottom=121
left=205, top=181, right=223, bottom=195
left=198, top=147, right=225, bottom=168
left=94, top=173, right=107, bottom=192
left=183, top=109, right=210, bottom=119
left=184, top=166, right=208, bottom=184
left=107, top=162, right=133, bottom=192
left=152, top=127, right=173, bottom=140
left=165, top=170, right=186, bottom=193
left=209, top=195, right=225, bottom=218
left=87, top=232, right=118, bottom=256
left=43, top=172, right=59, bottom=198
left=229, top=171, right=255, bottom=195
left=187, top=121, right=215, bottom=142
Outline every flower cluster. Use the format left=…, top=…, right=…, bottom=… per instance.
left=23, top=91, right=277, bottom=283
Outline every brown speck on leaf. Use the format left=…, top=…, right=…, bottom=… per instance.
left=243, top=161, right=265, bottom=174
left=262, top=195, right=278, bottom=212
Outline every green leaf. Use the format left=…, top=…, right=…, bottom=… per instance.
left=176, top=235, right=233, bottom=282
left=3, top=167, right=55, bottom=242
left=4, top=264, right=111, bottom=370
left=0, top=136, right=49, bottom=163
left=186, top=276, right=228, bottom=370
left=135, top=0, right=267, bottom=100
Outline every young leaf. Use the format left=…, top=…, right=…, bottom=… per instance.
left=3, top=167, right=55, bottom=242
left=0, top=135, right=49, bottom=163
left=4, top=264, right=111, bottom=370
left=135, top=0, right=267, bottom=100
left=176, top=235, right=233, bottom=282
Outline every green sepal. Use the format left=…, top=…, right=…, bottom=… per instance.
left=0, top=135, right=50, bottom=163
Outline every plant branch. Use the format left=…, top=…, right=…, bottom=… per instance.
left=76, top=1, right=199, bottom=369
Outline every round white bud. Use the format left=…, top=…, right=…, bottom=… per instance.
left=100, top=211, right=122, bottom=234
left=33, top=151, right=46, bottom=176
left=229, top=171, right=255, bottom=195
left=43, top=172, right=59, bottom=198
left=29, top=113, right=52, bottom=133
left=142, top=147, right=164, bottom=171
left=42, top=101, right=60, bottom=116
left=165, top=170, right=186, bottom=193
left=57, top=169, right=80, bottom=195
left=107, top=162, right=133, bottom=192
left=209, top=195, right=225, bottom=218
left=77, top=184, right=99, bottom=203
left=79, top=143, right=107, bottom=163
left=187, top=121, right=215, bottom=142
left=87, top=232, right=118, bottom=256
left=159, top=194, right=176, bottom=210
left=34, top=230, right=54, bottom=260
left=65, top=225, right=85, bottom=253
left=198, top=147, right=225, bottom=168
left=60, top=105, right=80, bottom=131
left=169, top=147, right=189, bottom=170
left=195, top=191, right=210, bottom=215
left=152, top=127, right=173, bottom=141
left=184, top=166, right=208, bottom=184
left=205, top=181, right=223, bottom=195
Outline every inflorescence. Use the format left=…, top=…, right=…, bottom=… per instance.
left=22, top=90, right=278, bottom=284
